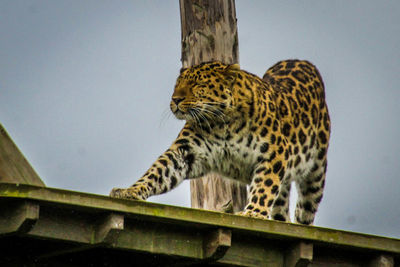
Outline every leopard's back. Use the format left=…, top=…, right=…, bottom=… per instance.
left=263, top=60, right=330, bottom=175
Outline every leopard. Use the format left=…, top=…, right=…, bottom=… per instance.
left=110, top=59, right=330, bottom=225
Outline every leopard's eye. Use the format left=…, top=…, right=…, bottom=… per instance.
left=195, top=82, right=207, bottom=87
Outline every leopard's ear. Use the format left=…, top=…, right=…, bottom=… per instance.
left=225, top=63, right=240, bottom=71
left=223, top=63, right=240, bottom=84
left=180, top=67, right=187, bottom=74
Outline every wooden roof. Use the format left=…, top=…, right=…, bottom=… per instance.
left=1, top=183, right=399, bottom=266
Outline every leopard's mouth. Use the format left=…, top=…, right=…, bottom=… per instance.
left=171, top=100, right=194, bottom=121
left=171, top=101, right=184, bottom=119
left=173, top=109, right=187, bottom=120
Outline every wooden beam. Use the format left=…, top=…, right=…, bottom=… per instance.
left=0, top=200, right=39, bottom=235
left=0, top=184, right=400, bottom=266
left=95, top=213, right=124, bottom=244
left=285, top=242, right=313, bottom=267
left=203, top=228, right=231, bottom=260
left=0, top=123, right=45, bottom=186
left=369, top=254, right=394, bottom=267
left=1, top=184, right=399, bottom=255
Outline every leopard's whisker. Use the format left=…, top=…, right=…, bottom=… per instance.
left=201, top=108, right=225, bottom=124
left=194, top=107, right=212, bottom=130
left=199, top=103, right=228, bottom=124
left=159, top=106, right=173, bottom=129
left=189, top=109, right=204, bottom=131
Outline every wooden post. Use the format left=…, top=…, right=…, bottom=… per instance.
left=179, top=0, right=247, bottom=213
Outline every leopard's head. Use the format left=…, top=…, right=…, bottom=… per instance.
left=170, top=61, right=240, bottom=124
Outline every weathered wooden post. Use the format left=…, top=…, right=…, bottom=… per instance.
left=179, top=0, right=247, bottom=213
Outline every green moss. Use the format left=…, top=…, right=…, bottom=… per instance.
left=2, top=184, right=29, bottom=198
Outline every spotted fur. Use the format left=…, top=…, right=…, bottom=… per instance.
left=110, top=60, right=330, bottom=225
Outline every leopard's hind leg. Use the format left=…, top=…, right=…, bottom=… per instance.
left=270, top=179, right=292, bottom=222
left=294, top=161, right=326, bottom=225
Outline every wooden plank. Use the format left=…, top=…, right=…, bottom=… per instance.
left=35, top=213, right=125, bottom=260
left=0, top=184, right=399, bottom=256
left=0, top=124, right=45, bottom=186
left=116, top=219, right=204, bottom=259
left=28, top=206, right=93, bottom=243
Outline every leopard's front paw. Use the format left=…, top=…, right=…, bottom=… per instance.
left=235, top=209, right=269, bottom=220
left=109, top=187, right=145, bottom=201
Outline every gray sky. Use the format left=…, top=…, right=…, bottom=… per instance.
left=1, top=1, right=400, bottom=238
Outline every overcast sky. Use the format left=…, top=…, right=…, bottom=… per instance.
left=1, top=1, right=399, bottom=238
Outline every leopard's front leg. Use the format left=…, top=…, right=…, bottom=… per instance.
left=110, top=126, right=205, bottom=200
left=110, top=149, right=186, bottom=200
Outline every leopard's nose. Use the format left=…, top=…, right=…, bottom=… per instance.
left=172, top=97, right=185, bottom=105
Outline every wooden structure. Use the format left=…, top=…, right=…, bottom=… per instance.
left=180, top=0, right=247, bottom=213
left=0, top=124, right=45, bottom=187
left=1, top=183, right=399, bottom=266
left=0, top=127, right=398, bottom=265
left=1, top=2, right=400, bottom=265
